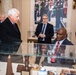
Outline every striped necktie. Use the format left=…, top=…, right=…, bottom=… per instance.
left=41, top=24, right=46, bottom=34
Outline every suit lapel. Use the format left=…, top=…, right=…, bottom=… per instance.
left=62, top=39, right=66, bottom=45
left=13, top=23, right=19, bottom=33
left=40, top=23, right=43, bottom=32
left=4, top=18, right=20, bottom=35
left=9, top=22, right=19, bottom=34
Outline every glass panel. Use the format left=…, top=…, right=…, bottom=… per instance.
left=0, top=42, right=76, bottom=68
left=0, top=42, right=76, bottom=59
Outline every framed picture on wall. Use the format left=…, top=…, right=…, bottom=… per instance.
left=34, top=0, right=68, bottom=32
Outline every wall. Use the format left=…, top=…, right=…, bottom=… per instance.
left=1, top=0, right=12, bottom=16
left=21, top=0, right=30, bottom=42
left=71, top=6, right=76, bottom=44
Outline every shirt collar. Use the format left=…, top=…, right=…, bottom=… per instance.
left=43, top=23, right=47, bottom=25
left=57, top=39, right=65, bottom=45
left=11, top=22, right=15, bottom=25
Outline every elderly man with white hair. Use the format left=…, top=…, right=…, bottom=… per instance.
left=0, top=8, right=22, bottom=43
left=0, top=8, right=22, bottom=63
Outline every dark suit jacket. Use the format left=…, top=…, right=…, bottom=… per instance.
left=0, top=18, right=22, bottom=43
left=35, top=23, right=54, bottom=44
left=52, top=38, right=73, bottom=45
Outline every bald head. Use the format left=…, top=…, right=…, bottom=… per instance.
left=56, top=28, right=67, bottom=41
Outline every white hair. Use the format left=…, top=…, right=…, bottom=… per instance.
left=8, top=8, right=19, bottom=16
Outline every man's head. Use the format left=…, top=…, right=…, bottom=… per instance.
left=56, top=28, right=67, bottom=41
left=41, top=44, right=47, bottom=54
left=8, top=8, right=20, bottom=23
left=41, top=44, right=47, bottom=49
left=42, top=14, right=48, bottom=24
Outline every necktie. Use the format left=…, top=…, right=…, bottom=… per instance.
left=54, top=41, right=60, bottom=55
left=13, top=24, right=18, bottom=32
left=41, top=24, right=46, bottom=34
left=51, top=41, right=60, bottom=63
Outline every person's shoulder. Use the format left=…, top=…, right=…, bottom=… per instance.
left=63, top=39, right=73, bottom=45
left=52, top=39, right=57, bottom=44
left=38, top=22, right=43, bottom=25
left=47, top=23, right=54, bottom=29
left=4, top=18, right=10, bottom=23
left=0, top=20, right=6, bottom=27
left=47, top=23, right=53, bottom=26
left=0, top=18, right=10, bottom=28
left=1, top=18, right=8, bottom=24
left=37, top=22, right=43, bottom=27
left=3, top=18, right=11, bottom=25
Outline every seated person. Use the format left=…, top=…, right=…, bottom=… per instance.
left=52, top=27, right=73, bottom=45
left=42, top=27, right=74, bottom=67
left=35, top=44, right=49, bottom=64
left=40, top=44, right=48, bottom=55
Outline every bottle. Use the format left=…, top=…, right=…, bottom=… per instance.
left=47, top=50, right=52, bottom=63
left=38, top=67, right=47, bottom=75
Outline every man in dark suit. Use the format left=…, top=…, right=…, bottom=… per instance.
left=35, top=14, right=54, bottom=64
left=0, top=9, right=22, bottom=43
left=42, top=28, right=74, bottom=67
left=0, top=8, right=22, bottom=63
left=35, top=14, right=54, bottom=44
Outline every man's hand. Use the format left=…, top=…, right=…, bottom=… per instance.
left=39, top=33, right=46, bottom=38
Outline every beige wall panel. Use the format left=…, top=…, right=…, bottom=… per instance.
left=30, top=0, right=34, bottom=31
left=71, top=9, right=76, bottom=44
left=21, top=0, right=30, bottom=42
left=67, top=0, right=73, bottom=31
